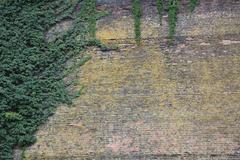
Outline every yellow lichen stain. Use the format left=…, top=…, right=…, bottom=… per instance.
left=190, top=56, right=240, bottom=124
left=96, top=18, right=134, bottom=40
left=141, top=18, right=162, bottom=38
left=153, top=55, right=240, bottom=129
left=187, top=27, right=201, bottom=36
left=25, top=44, right=240, bottom=158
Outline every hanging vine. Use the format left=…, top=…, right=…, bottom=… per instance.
left=132, top=0, right=199, bottom=45
left=190, top=0, right=198, bottom=12
left=156, top=0, right=164, bottom=25
left=132, top=0, right=142, bottom=45
left=168, top=0, right=179, bottom=43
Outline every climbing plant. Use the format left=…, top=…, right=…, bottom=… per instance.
left=0, top=0, right=106, bottom=159
left=190, top=0, right=198, bottom=12
left=132, top=0, right=199, bottom=45
left=156, top=0, right=164, bottom=25
left=132, top=0, right=142, bottom=45
left=168, top=0, right=179, bottom=43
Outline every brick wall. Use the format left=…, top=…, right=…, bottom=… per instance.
left=24, top=1, right=240, bottom=159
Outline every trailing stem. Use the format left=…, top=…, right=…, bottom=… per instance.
left=189, top=0, right=198, bottom=12
left=168, top=0, right=179, bottom=44
left=132, top=0, right=142, bottom=45
left=156, top=0, right=164, bottom=25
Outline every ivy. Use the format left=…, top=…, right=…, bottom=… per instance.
left=132, top=0, right=198, bottom=45
left=0, top=0, right=103, bottom=159
left=190, top=0, right=198, bottom=12
left=132, top=0, right=142, bottom=45
left=168, top=0, right=179, bottom=43
left=156, top=0, right=164, bottom=25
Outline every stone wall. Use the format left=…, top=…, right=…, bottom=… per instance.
left=46, top=0, right=240, bottom=43
left=24, top=0, right=240, bottom=159
left=96, top=0, right=240, bottom=42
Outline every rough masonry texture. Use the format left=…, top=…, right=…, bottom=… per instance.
left=25, top=0, right=240, bottom=159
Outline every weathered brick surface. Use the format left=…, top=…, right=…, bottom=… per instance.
left=25, top=0, right=240, bottom=159
left=96, top=0, right=240, bottom=41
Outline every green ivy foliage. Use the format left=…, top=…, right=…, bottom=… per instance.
left=0, top=0, right=102, bottom=159
left=168, top=0, right=179, bottom=43
left=132, top=0, right=142, bottom=45
left=156, top=0, right=164, bottom=25
left=132, top=0, right=198, bottom=45
left=190, top=0, right=198, bottom=12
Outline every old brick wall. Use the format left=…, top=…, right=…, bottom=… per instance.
left=24, top=0, right=240, bottom=159
left=96, top=0, right=240, bottom=41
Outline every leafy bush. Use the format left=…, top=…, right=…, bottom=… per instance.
left=0, top=0, right=101, bottom=159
